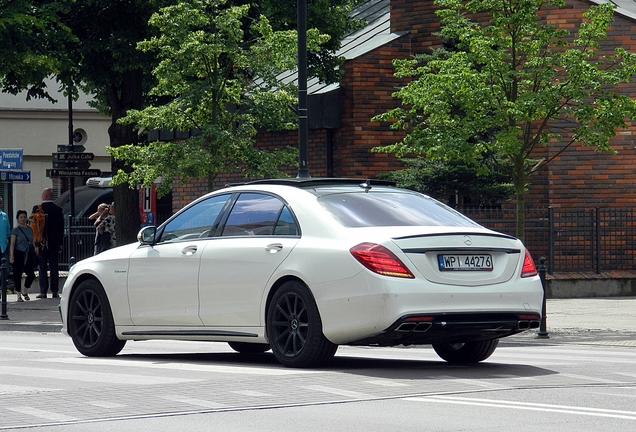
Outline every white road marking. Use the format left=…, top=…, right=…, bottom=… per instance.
left=436, top=375, right=510, bottom=390
left=42, top=357, right=322, bottom=375
left=560, top=373, right=623, bottom=384
left=303, top=385, right=374, bottom=399
left=232, top=390, right=272, bottom=397
left=0, top=384, right=62, bottom=394
left=404, top=395, right=636, bottom=420
left=6, top=407, right=76, bottom=422
left=87, top=401, right=128, bottom=409
left=366, top=379, right=409, bottom=387
left=0, top=366, right=199, bottom=385
left=158, top=395, right=227, bottom=409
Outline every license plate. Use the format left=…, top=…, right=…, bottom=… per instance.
left=438, top=254, right=493, bottom=271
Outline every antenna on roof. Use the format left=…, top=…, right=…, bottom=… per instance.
left=359, top=179, right=372, bottom=192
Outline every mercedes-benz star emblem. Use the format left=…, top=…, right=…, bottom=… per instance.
left=463, top=235, right=472, bottom=246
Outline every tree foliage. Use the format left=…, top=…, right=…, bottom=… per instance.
left=373, top=0, right=636, bottom=239
left=0, top=0, right=74, bottom=100
left=379, top=157, right=515, bottom=208
left=110, top=0, right=330, bottom=197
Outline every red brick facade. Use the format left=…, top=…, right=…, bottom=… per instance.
left=178, top=0, right=636, bottom=213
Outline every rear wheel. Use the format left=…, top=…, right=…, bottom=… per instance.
left=228, top=342, right=270, bottom=354
left=432, top=339, right=499, bottom=363
left=266, top=280, right=337, bottom=368
left=68, top=279, right=126, bottom=357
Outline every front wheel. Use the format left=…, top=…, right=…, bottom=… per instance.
left=266, top=280, right=337, bottom=368
left=432, top=339, right=499, bottom=363
left=68, top=279, right=126, bottom=357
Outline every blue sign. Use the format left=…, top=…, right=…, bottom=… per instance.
left=0, top=170, right=31, bottom=183
left=0, top=149, right=23, bottom=170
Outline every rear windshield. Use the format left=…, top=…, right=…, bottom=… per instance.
left=317, top=191, right=480, bottom=228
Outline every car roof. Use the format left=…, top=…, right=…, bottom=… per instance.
left=230, top=178, right=396, bottom=189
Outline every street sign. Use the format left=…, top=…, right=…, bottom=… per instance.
left=57, top=145, right=86, bottom=153
left=53, top=152, right=95, bottom=161
left=0, top=149, right=23, bottom=170
left=0, top=170, right=30, bottom=183
left=52, top=161, right=91, bottom=170
left=47, top=169, right=101, bottom=177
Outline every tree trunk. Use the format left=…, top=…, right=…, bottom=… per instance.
left=107, top=69, right=143, bottom=245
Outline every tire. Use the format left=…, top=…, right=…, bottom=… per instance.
left=266, top=280, right=337, bottom=368
left=228, top=342, right=271, bottom=354
left=68, top=279, right=126, bottom=357
left=432, top=339, right=499, bottom=364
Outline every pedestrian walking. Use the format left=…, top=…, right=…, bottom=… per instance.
left=9, top=210, right=36, bottom=301
left=0, top=197, right=12, bottom=288
left=89, top=203, right=111, bottom=255
left=33, top=188, right=64, bottom=299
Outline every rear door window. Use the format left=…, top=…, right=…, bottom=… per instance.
left=221, top=193, right=295, bottom=236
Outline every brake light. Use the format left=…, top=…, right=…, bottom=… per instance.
left=521, top=250, right=538, bottom=278
left=350, top=243, right=415, bottom=278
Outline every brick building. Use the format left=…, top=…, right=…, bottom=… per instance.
left=173, top=0, right=636, bottom=211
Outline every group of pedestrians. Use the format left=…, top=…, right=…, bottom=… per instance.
left=1, top=188, right=115, bottom=301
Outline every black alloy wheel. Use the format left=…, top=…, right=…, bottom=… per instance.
left=68, top=279, right=126, bottom=357
left=267, top=280, right=337, bottom=368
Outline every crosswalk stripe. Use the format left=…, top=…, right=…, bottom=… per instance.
left=6, top=407, right=76, bottom=422
left=0, top=366, right=199, bottom=386
left=158, top=395, right=227, bottom=409
left=303, top=385, right=374, bottom=399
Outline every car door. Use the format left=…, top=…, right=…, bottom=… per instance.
left=198, top=193, right=300, bottom=327
left=127, top=194, right=232, bottom=326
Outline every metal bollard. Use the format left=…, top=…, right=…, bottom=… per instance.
left=1, top=258, right=9, bottom=320
left=536, top=256, right=550, bottom=339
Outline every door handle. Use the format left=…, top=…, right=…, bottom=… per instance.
left=182, top=245, right=198, bottom=256
left=265, top=243, right=283, bottom=253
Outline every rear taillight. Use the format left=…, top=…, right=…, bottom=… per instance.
left=350, top=243, right=415, bottom=279
left=521, top=250, right=538, bottom=278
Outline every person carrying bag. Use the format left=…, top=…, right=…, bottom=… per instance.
left=9, top=210, right=37, bottom=302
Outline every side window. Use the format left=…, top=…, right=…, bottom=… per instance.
left=222, top=193, right=288, bottom=237
left=273, top=206, right=299, bottom=236
left=160, top=194, right=231, bottom=243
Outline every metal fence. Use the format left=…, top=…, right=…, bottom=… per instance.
left=463, top=207, right=636, bottom=274
left=60, top=208, right=636, bottom=274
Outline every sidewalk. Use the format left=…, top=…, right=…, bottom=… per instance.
left=1, top=290, right=636, bottom=347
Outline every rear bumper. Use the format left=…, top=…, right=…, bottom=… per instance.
left=348, top=312, right=541, bottom=347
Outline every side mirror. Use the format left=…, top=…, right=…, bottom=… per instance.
left=138, top=226, right=157, bottom=245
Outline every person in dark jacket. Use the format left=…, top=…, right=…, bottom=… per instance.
left=33, top=188, right=64, bottom=299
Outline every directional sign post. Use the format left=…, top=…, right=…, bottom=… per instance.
left=0, top=170, right=31, bottom=183
left=47, top=169, right=101, bottom=177
left=53, top=152, right=94, bottom=161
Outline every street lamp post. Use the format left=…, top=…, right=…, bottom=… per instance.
left=297, top=0, right=310, bottom=178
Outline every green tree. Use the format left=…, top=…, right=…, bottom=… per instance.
left=0, top=0, right=74, bottom=100
left=109, top=0, right=329, bottom=197
left=379, top=157, right=515, bottom=208
left=2, top=0, right=361, bottom=244
left=373, top=0, right=636, bottom=240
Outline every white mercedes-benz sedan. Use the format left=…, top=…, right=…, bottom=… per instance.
left=60, top=178, right=543, bottom=367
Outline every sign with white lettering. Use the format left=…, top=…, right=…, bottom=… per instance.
left=0, top=149, right=23, bottom=170
left=0, top=170, right=30, bottom=183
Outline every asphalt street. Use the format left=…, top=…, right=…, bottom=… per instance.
left=1, top=288, right=636, bottom=347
